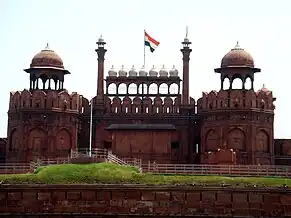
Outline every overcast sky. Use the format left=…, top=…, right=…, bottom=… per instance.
left=0, top=0, right=290, bottom=138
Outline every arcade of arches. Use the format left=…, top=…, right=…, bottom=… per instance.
left=204, top=128, right=270, bottom=164
left=7, top=128, right=72, bottom=161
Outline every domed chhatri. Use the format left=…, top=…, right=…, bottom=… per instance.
left=108, top=65, right=117, bottom=77
left=139, top=65, right=148, bottom=76
left=118, top=65, right=127, bottom=77
left=257, top=84, right=271, bottom=94
left=30, top=43, right=65, bottom=70
left=149, top=65, right=158, bottom=77
left=169, top=65, right=178, bottom=77
left=128, top=65, right=138, bottom=76
left=159, top=65, right=168, bottom=77
left=221, top=42, right=254, bottom=68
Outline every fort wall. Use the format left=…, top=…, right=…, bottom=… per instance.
left=1, top=184, right=291, bottom=217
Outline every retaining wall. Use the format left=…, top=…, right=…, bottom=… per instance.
left=1, top=184, right=291, bottom=217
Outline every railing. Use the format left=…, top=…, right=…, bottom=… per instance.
left=4, top=148, right=291, bottom=177
left=71, top=148, right=108, bottom=159
left=38, top=157, right=71, bottom=166
left=144, top=162, right=291, bottom=177
left=0, top=163, right=31, bottom=174
left=107, top=153, right=128, bottom=165
left=70, top=149, right=143, bottom=172
left=122, top=158, right=142, bottom=168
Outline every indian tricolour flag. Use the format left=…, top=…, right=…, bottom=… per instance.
left=144, top=31, right=160, bottom=53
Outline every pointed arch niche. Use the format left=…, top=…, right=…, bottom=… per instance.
left=256, top=130, right=269, bottom=152
left=9, top=129, right=20, bottom=151
left=205, top=129, right=219, bottom=151
left=28, top=128, right=46, bottom=151
left=227, top=128, right=246, bottom=151
left=56, top=129, right=71, bottom=151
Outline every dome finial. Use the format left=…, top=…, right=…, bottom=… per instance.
left=97, top=34, right=106, bottom=47
left=45, top=42, right=49, bottom=50
left=98, top=34, right=103, bottom=42
left=231, top=40, right=243, bottom=51
left=235, top=41, right=240, bottom=48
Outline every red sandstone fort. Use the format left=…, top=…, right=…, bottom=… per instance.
left=0, top=35, right=290, bottom=165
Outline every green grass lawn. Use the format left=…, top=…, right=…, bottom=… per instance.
left=0, top=162, right=290, bottom=187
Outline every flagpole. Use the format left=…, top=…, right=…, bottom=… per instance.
left=143, top=30, right=146, bottom=67
left=89, top=99, right=93, bottom=157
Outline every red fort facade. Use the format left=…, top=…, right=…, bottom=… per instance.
left=1, top=36, right=291, bottom=165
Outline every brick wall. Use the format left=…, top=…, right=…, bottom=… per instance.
left=0, top=184, right=291, bottom=217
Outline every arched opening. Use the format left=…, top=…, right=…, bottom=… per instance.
left=149, top=83, right=158, bottom=94
left=128, top=83, right=137, bottom=95
left=159, top=83, right=168, bottom=95
left=169, top=83, right=179, bottom=94
left=37, top=79, right=44, bottom=90
left=118, top=83, right=127, bottom=95
left=223, top=77, right=230, bottom=90
left=37, top=74, right=49, bottom=90
left=244, top=77, right=252, bottom=90
left=52, top=76, right=59, bottom=90
left=138, top=83, right=148, bottom=95
left=107, top=83, right=117, bottom=95
left=231, top=78, right=243, bottom=89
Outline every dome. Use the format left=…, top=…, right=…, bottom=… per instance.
left=169, top=65, right=178, bottom=77
left=221, top=42, right=254, bottom=68
left=139, top=65, right=148, bottom=76
left=30, top=43, right=64, bottom=69
left=159, top=65, right=168, bottom=77
left=108, top=65, right=117, bottom=77
left=128, top=65, right=138, bottom=76
left=149, top=65, right=158, bottom=77
left=118, top=65, right=127, bottom=77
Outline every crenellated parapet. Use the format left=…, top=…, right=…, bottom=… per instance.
left=104, top=96, right=196, bottom=114
left=197, top=86, right=276, bottom=113
left=9, top=89, right=86, bottom=113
